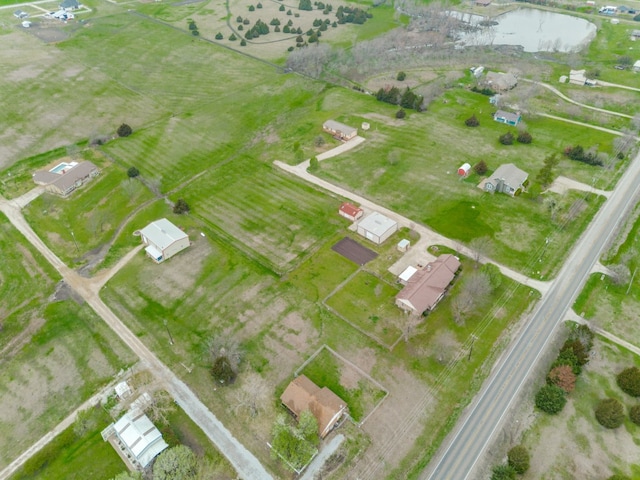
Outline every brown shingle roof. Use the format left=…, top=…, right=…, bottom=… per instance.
left=396, top=254, right=460, bottom=314
left=280, top=375, right=348, bottom=438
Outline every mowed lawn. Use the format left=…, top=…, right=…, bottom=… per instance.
left=315, top=89, right=611, bottom=274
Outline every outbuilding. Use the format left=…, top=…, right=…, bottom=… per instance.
left=356, top=212, right=398, bottom=245
left=458, top=163, right=471, bottom=177
left=139, top=218, right=189, bottom=263
left=493, top=110, right=521, bottom=126
left=338, top=202, right=364, bottom=222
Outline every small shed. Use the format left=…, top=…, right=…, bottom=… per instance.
left=458, top=163, right=471, bottom=177
left=361, top=122, right=370, bottom=131
left=338, top=202, right=364, bottom=222
left=115, top=381, right=132, bottom=400
left=397, top=239, right=411, bottom=252
left=356, top=212, right=398, bottom=245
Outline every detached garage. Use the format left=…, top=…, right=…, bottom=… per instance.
left=356, top=212, right=398, bottom=245
left=140, top=218, right=189, bottom=263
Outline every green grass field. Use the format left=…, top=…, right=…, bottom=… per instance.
left=0, top=299, right=136, bottom=470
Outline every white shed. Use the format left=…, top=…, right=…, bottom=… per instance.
left=140, top=218, right=189, bottom=263
left=397, top=239, right=411, bottom=252
left=356, top=212, right=398, bottom=245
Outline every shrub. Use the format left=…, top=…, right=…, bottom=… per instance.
left=517, top=131, right=532, bottom=144
left=238, top=24, right=244, bottom=30
left=473, top=160, right=488, bottom=175
left=211, top=356, right=236, bottom=385
left=117, top=123, right=132, bottom=137
left=617, top=367, right=640, bottom=397
left=279, top=4, right=285, bottom=10
left=240, top=39, right=247, bottom=46
left=173, top=198, right=190, bottom=214
left=547, top=365, right=576, bottom=393
left=535, top=384, right=566, bottom=414
left=309, top=157, right=319, bottom=171
left=595, top=398, right=624, bottom=428
left=551, top=348, right=581, bottom=375
left=499, top=131, right=514, bottom=145
left=236, top=15, right=243, bottom=22
left=287, top=46, right=294, bottom=51
left=215, top=32, right=223, bottom=39
left=248, top=4, right=255, bottom=10
left=127, top=167, right=140, bottom=178
left=507, top=445, right=530, bottom=474
left=396, top=108, right=406, bottom=119
left=560, top=339, right=589, bottom=366
left=465, top=114, right=479, bottom=127
left=397, top=71, right=406, bottom=81
left=257, top=1, right=262, bottom=7
left=229, top=33, right=237, bottom=40
left=629, top=404, right=640, bottom=425
left=491, top=464, right=516, bottom=480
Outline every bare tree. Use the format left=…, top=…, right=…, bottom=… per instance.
left=609, top=263, right=631, bottom=286
left=233, top=372, right=271, bottom=417
left=469, top=236, right=493, bottom=267
left=451, top=272, right=491, bottom=325
left=432, top=330, right=462, bottom=365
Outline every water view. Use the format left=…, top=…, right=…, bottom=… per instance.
left=456, top=8, right=597, bottom=53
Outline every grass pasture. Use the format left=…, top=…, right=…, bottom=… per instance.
left=0, top=300, right=136, bottom=470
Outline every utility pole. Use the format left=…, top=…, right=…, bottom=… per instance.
left=468, top=334, right=477, bottom=361
left=163, top=319, right=174, bottom=345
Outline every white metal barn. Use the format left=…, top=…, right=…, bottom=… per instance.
left=356, top=212, right=398, bottom=245
left=140, top=218, right=189, bottom=263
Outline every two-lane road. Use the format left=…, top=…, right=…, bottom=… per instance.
left=425, top=148, right=640, bottom=479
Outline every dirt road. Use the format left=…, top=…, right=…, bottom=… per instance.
left=0, top=196, right=272, bottom=480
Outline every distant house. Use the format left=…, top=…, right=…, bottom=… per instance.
left=569, top=69, right=596, bottom=86
left=32, top=161, right=100, bottom=197
left=13, top=9, right=28, bottom=18
left=632, top=30, right=640, bottom=38
left=60, top=0, right=79, bottom=9
left=280, top=374, right=348, bottom=438
left=323, top=120, right=358, bottom=141
left=356, top=212, right=398, bottom=245
left=483, top=72, right=517, bottom=92
left=476, top=0, right=492, bottom=6
left=395, top=254, right=461, bottom=315
left=483, top=163, right=528, bottom=196
left=338, top=202, right=364, bottom=222
left=139, top=218, right=189, bottom=263
left=103, top=409, right=169, bottom=469
left=493, top=110, right=521, bottom=126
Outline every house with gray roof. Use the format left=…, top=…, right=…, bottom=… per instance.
left=140, top=218, right=189, bottom=263
left=356, top=212, right=398, bottom=245
left=33, top=161, right=100, bottom=197
left=483, top=163, right=528, bottom=196
left=323, top=120, right=358, bottom=141
left=493, top=110, right=521, bottom=126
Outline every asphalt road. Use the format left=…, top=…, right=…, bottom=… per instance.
left=423, top=148, right=640, bottom=480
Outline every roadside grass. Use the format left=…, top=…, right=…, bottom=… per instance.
left=315, top=94, right=607, bottom=275
left=296, top=347, right=387, bottom=422
left=0, top=213, right=59, bottom=351
left=22, top=156, right=154, bottom=266
left=0, top=300, right=136, bottom=470
left=185, top=158, right=344, bottom=273
left=9, top=406, right=122, bottom=480
left=325, top=270, right=403, bottom=347
left=520, top=336, right=640, bottom=479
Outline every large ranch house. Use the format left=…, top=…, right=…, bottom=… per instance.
left=32, top=161, right=100, bottom=197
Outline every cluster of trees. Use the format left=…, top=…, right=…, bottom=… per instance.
left=471, top=85, right=496, bottom=96
left=465, top=114, right=479, bottom=127
left=207, top=338, right=241, bottom=386
left=335, top=5, right=371, bottom=24
left=590, top=366, right=640, bottom=430
left=244, top=19, right=270, bottom=39
left=491, top=445, right=530, bottom=479
left=271, top=411, right=319, bottom=472
left=375, top=86, right=424, bottom=111
left=187, top=19, right=199, bottom=36
left=498, top=131, right=533, bottom=146
left=534, top=325, right=594, bottom=415
left=451, top=262, right=501, bottom=326
left=173, top=199, right=190, bottom=214
left=564, top=145, right=604, bottom=166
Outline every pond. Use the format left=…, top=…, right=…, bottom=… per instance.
left=455, top=8, right=597, bottom=53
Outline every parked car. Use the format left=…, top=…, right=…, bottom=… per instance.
left=614, top=65, right=626, bottom=70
